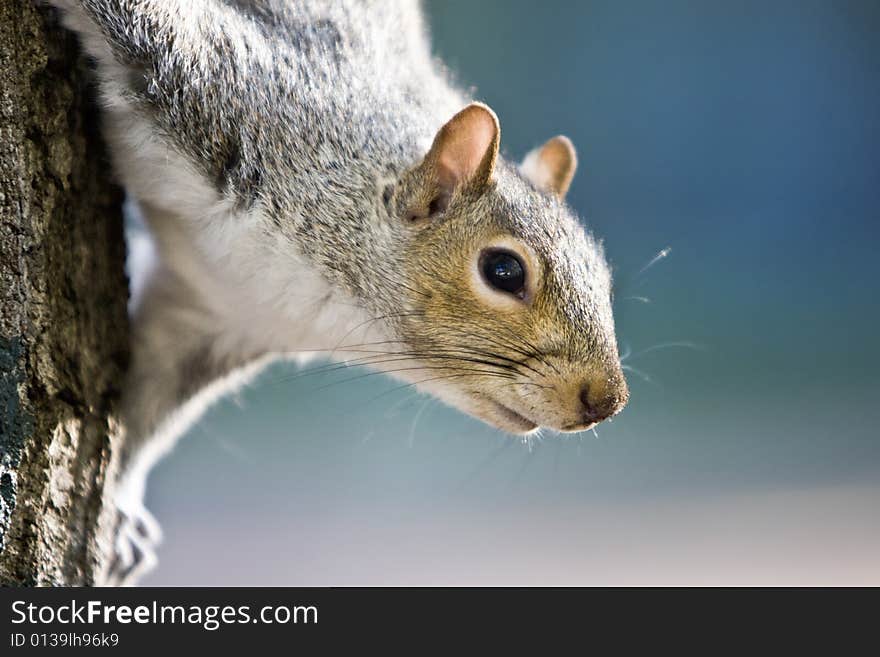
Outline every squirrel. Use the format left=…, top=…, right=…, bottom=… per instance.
left=48, top=0, right=629, bottom=584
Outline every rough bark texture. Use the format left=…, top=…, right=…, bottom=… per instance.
left=0, top=1, right=128, bottom=585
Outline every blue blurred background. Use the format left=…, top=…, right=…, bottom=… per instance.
left=143, top=0, right=880, bottom=585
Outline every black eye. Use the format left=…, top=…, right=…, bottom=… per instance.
left=480, top=249, right=526, bottom=298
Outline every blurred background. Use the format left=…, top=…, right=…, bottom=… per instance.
left=143, top=0, right=880, bottom=585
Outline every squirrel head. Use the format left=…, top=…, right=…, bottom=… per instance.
left=377, top=103, right=628, bottom=434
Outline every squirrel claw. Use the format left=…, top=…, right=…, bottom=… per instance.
left=104, top=504, right=161, bottom=586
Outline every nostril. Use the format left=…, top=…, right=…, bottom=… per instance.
left=579, top=385, right=598, bottom=421
left=580, top=384, right=622, bottom=423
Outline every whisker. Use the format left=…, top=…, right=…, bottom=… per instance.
left=455, top=438, right=517, bottom=492
left=328, top=311, right=426, bottom=356
left=383, top=389, right=424, bottom=419
left=461, top=344, right=547, bottom=379
left=267, top=345, right=522, bottom=387
left=315, top=366, right=516, bottom=396
left=636, top=246, right=671, bottom=277
left=510, top=445, right=537, bottom=487
left=627, top=341, right=706, bottom=360
left=407, top=397, right=435, bottom=448
left=363, top=371, right=518, bottom=406
left=491, top=325, right=562, bottom=377
left=497, top=381, right=554, bottom=392
left=387, top=277, right=433, bottom=301
left=621, top=364, right=654, bottom=384
left=444, top=325, right=559, bottom=378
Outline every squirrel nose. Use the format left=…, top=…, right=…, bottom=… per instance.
left=579, top=380, right=627, bottom=424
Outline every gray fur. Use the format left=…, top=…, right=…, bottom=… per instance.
left=48, top=0, right=627, bottom=584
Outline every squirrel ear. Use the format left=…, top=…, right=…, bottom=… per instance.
left=429, top=103, right=500, bottom=190
left=410, top=103, right=499, bottom=219
left=520, top=135, right=578, bottom=198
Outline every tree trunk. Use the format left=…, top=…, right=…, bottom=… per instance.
left=0, top=1, right=128, bottom=585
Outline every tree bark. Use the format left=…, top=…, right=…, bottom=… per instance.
left=0, top=1, right=128, bottom=585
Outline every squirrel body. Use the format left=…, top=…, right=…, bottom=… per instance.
left=50, top=0, right=629, bottom=584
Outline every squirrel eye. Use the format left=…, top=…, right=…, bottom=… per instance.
left=480, top=249, right=526, bottom=298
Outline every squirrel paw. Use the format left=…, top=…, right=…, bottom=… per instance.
left=105, top=504, right=162, bottom=586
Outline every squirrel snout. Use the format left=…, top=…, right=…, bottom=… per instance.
left=578, top=376, right=628, bottom=426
